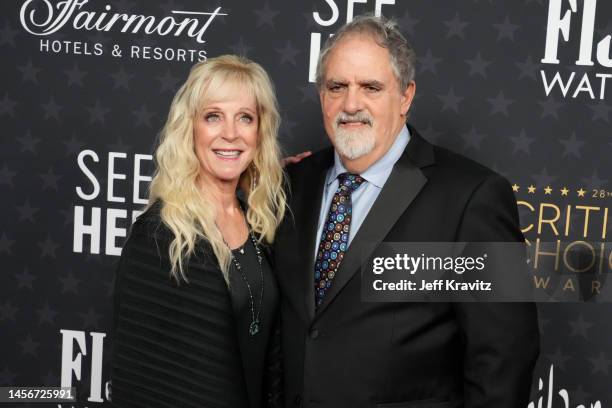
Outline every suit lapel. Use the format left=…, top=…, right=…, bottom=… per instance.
left=314, top=127, right=435, bottom=318
left=290, top=148, right=333, bottom=322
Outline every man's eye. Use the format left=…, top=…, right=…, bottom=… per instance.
left=366, top=86, right=380, bottom=92
left=205, top=113, right=220, bottom=122
left=328, top=85, right=343, bottom=92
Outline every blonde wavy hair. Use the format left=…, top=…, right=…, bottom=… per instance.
left=148, top=55, right=286, bottom=283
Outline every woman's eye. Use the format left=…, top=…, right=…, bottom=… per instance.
left=240, top=114, right=253, bottom=123
left=205, top=113, right=220, bottom=122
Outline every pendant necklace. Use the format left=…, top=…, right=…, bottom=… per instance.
left=229, top=229, right=264, bottom=336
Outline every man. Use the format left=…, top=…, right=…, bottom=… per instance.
left=274, top=15, right=539, bottom=408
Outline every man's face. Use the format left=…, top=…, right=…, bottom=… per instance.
left=319, top=34, right=415, bottom=168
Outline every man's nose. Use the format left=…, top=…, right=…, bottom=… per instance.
left=342, top=87, right=363, bottom=114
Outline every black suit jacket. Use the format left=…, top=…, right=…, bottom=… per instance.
left=274, top=125, right=539, bottom=408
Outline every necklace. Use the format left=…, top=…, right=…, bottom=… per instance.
left=229, top=229, right=264, bottom=336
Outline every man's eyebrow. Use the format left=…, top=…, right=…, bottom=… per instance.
left=325, top=79, right=347, bottom=86
left=358, top=80, right=384, bottom=88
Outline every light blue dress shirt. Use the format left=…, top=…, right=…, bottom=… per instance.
left=313, top=125, right=411, bottom=259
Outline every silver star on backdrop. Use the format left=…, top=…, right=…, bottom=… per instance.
left=493, top=16, right=519, bottom=41
left=0, top=93, right=18, bottom=117
left=18, top=59, right=42, bottom=83
left=465, top=52, right=491, bottom=78
left=510, top=129, right=534, bottom=154
left=487, top=91, right=514, bottom=116
left=17, top=131, right=41, bottom=154
left=559, top=132, right=584, bottom=158
left=16, top=199, right=39, bottom=222
left=417, top=49, right=443, bottom=75
left=443, top=12, right=469, bottom=39
left=437, top=87, right=464, bottom=113
left=64, top=63, right=87, bottom=87
left=254, top=2, right=279, bottom=29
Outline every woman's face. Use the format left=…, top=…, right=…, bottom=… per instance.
left=194, top=87, right=259, bottom=186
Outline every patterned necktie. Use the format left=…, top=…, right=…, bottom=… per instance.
left=314, top=172, right=365, bottom=308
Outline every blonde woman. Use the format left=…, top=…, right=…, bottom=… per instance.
left=111, top=55, right=288, bottom=408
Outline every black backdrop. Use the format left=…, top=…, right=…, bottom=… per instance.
left=1, top=0, right=611, bottom=406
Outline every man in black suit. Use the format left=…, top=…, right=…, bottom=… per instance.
left=274, top=15, right=539, bottom=408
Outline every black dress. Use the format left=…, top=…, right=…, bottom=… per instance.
left=111, top=202, right=281, bottom=408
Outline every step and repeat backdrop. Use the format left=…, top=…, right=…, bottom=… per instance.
left=1, top=0, right=611, bottom=406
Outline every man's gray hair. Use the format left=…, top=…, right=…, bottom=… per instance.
left=315, top=15, right=416, bottom=92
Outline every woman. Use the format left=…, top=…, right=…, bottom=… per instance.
left=111, top=55, right=286, bottom=408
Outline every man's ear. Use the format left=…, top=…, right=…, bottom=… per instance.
left=400, top=81, right=416, bottom=115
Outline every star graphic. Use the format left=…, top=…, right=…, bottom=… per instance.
left=17, top=130, right=41, bottom=154
left=59, top=270, right=81, bottom=294
left=228, top=36, right=253, bottom=57
left=437, top=87, right=464, bottom=113
left=158, top=0, right=184, bottom=13
left=0, top=21, right=19, bottom=47
left=559, top=132, right=584, bottom=158
left=560, top=187, right=569, bottom=196
left=19, top=334, right=40, bottom=356
left=417, top=49, right=442, bottom=75
left=16, top=199, right=39, bottom=222
left=546, top=347, right=571, bottom=371
left=512, top=184, right=519, bottom=192
left=109, top=66, right=133, bottom=91
left=254, top=2, right=279, bottom=29
left=419, top=122, right=445, bottom=143
left=279, top=112, right=297, bottom=140
left=0, top=93, right=18, bottom=117
left=538, top=96, right=565, bottom=119
left=109, top=136, right=134, bottom=152
left=0, top=300, right=18, bottom=321
left=15, top=267, right=36, bottom=290
left=589, top=101, right=612, bottom=122
left=0, top=163, right=16, bottom=187
left=41, top=370, right=57, bottom=386
left=532, top=168, right=557, bottom=188
left=527, top=185, right=536, bottom=193
left=38, top=235, right=60, bottom=258
left=40, top=166, right=62, bottom=190
left=0, top=366, right=17, bottom=385
left=36, top=301, right=60, bottom=325
left=461, top=126, right=486, bottom=151
left=42, top=96, right=63, bottom=120
left=577, top=188, right=586, bottom=197
left=568, top=313, right=592, bottom=338
left=18, top=59, right=42, bottom=83
left=132, top=105, right=156, bottom=128
left=276, top=40, right=301, bottom=66
left=515, top=55, right=540, bottom=80
left=62, top=133, right=85, bottom=157
left=493, top=16, right=519, bottom=41
left=443, top=12, right=469, bottom=39
left=510, top=129, right=534, bottom=154
left=297, top=84, right=318, bottom=103
left=544, top=186, right=552, bottom=194
left=0, top=233, right=15, bottom=254
left=156, top=69, right=181, bottom=93
left=64, top=63, right=87, bottom=87
left=397, top=10, right=420, bottom=37
left=581, top=171, right=608, bottom=190
left=80, top=308, right=103, bottom=329
left=487, top=91, right=514, bottom=116
left=465, top=52, right=491, bottom=78
left=114, top=0, right=136, bottom=13
left=87, top=99, right=110, bottom=124
left=588, top=352, right=612, bottom=375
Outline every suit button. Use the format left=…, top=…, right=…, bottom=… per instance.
left=294, top=394, right=302, bottom=406
left=309, top=328, right=319, bottom=339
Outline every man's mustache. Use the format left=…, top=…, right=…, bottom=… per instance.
left=335, top=112, right=373, bottom=127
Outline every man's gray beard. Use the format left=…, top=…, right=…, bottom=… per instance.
left=333, top=125, right=376, bottom=160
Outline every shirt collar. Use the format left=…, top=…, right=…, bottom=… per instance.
left=327, top=125, right=410, bottom=188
